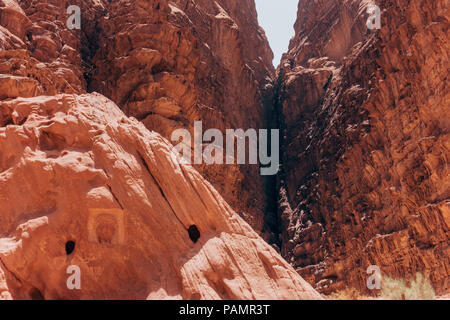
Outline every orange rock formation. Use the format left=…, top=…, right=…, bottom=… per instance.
left=0, top=0, right=275, bottom=234
left=0, top=0, right=448, bottom=300
left=0, top=0, right=320, bottom=300
left=0, top=93, right=320, bottom=299
left=275, top=0, right=449, bottom=295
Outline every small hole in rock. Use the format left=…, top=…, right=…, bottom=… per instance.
left=29, top=288, right=44, bottom=300
left=188, top=225, right=200, bottom=243
left=65, top=241, right=75, bottom=255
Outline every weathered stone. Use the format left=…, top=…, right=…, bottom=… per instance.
left=0, top=93, right=321, bottom=300
left=276, top=0, right=449, bottom=295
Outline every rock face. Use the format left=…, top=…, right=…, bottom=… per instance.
left=88, top=0, right=275, bottom=234
left=0, top=0, right=275, bottom=235
left=1, top=0, right=448, bottom=300
left=0, top=93, right=321, bottom=300
left=0, top=0, right=103, bottom=96
left=276, top=0, right=449, bottom=295
left=0, top=0, right=322, bottom=300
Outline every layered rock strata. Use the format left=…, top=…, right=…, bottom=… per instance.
left=276, top=0, right=449, bottom=295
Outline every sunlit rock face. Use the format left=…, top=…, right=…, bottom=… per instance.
left=0, top=0, right=106, bottom=96
left=0, top=93, right=321, bottom=300
left=276, top=0, right=449, bottom=295
left=88, top=0, right=276, bottom=235
left=1, top=0, right=448, bottom=300
left=0, top=0, right=276, bottom=235
left=0, top=0, right=322, bottom=301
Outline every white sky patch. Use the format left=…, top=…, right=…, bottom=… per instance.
left=255, top=0, right=298, bottom=67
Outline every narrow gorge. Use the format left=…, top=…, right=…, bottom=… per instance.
left=0, top=0, right=448, bottom=299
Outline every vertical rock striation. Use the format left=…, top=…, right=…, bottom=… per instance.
left=276, top=0, right=449, bottom=294
left=0, top=0, right=321, bottom=300
left=1, top=0, right=448, bottom=300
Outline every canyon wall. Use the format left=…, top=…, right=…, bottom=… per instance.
left=276, top=0, right=449, bottom=294
left=0, top=93, right=320, bottom=299
left=0, top=0, right=275, bottom=235
left=1, top=0, right=448, bottom=299
left=88, top=0, right=275, bottom=234
left=0, top=0, right=323, bottom=299
left=0, top=93, right=321, bottom=299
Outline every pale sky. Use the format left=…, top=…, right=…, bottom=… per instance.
left=255, top=0, right=299, bottom=67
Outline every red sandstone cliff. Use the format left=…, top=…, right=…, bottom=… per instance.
left=0, top=0, right=275, bottom=235
left=0, top=0, right=448, bottom=300
left=0, top=93, right=320, bottom=299
left=88, top=0, right=275, bottom=234
left=0, top=0, right=322, bottom=300
left=276, top=0, right=449, bottom=295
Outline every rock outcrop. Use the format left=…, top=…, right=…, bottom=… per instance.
left=1, top=0, right=448, bottom=300
left=0, top=93, right=321, bottom=300
left=0, top=0, right=275, bottom=235
left=88, top=0, right=276, bottom=234
left=276, top=0, right=449, bottom=295
left=0, top=0, right=103, bottom=96
left=0, top=0, right=323, bottom=300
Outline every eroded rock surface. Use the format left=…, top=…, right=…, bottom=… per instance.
left=276, top=0, right=449, bottom=295
left=0, top=0, right=275, bottom=235
left=0, top=93, right=321, bottom=300
left=89, top=0, right=275, bottom=234
left=1, top=0, right=448, bottom=300
left=0, top=0, right=106, bottom=96
left=0, top=0, right=322, bottom=300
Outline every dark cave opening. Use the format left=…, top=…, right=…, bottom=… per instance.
left=29, top=287, right=44, bottom=300
left=188, top=225, right=201, bottom=243
left=65, top=241, right=76, bottom=255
